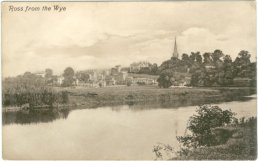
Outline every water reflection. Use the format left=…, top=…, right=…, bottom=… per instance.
left=3, top=108, right=70, bottom=125
left=2, top=96, right=256, bottom=160
left=3, top=95, right=255, bottom=125
left=116, top=95, right=254, bottom=111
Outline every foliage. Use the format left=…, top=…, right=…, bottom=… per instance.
left=62, top=67, right=75, bottom=87
left=153, top=143, right=174, bottom=160
left=152, top=105, right=256, bottom=160
left=126, top=81, right=132, bottom=86
left=157, top=49, right=256, bottom=88
left=157, top=74, right=172, bottom=88
left=177, top=105, right=235, bottom=148
left=76, top=72, right=90, bottom=82
left=2, top=73, right=69, bottom=108
left=131, top=62, right=159, bottom=75
left=3, top=90, right=69, bottom=107
left=177, top=117, right=257, bottom=160
left=45, top=68, right=53, bottom=78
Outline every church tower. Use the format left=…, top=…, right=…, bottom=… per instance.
left=172, top=37, right=179, bottom=58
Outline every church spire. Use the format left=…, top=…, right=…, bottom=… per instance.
left=172, top=37, right=179, bottom=58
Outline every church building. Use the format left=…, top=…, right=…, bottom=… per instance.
left=172, top=37, right=179, bottom=59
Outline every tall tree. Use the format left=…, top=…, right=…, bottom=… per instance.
left=222, top=55, right=234, bottom=85
left=196, top=52, right=203, bottom=64
left=45, top=68, right=53, bottom=78
left=157, top=74, right=172, bottom=88
left=189, top=52, right=202, bottom=64
left=62, top=67, right=75, bottom=87
left=223, top=55, right=232, bottom=64
left=212, top=50, right=224, bottom=70
left=237, top=50, right=251, bottom=65
left=189, top=52, right=196, bottom=63
left=234, top=50, right=251, bottom=77
left=150, top=63, right=158, bottom=75
left=203, top=52, right=212, bottom=64
left=212, top=50, right=224, bottom=63
left=181, top=53, right=190, bottom=66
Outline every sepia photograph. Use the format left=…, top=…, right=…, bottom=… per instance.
left=2, top=1, right=257, bottom=160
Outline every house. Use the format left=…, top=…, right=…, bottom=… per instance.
left=98, top=80, right=106, bottom=87
left=97, top=74, right=105, bottom=81
left=132, top=78, right=156, bottom=85
left=169, top=72, right=192, bottom=87
left=178, top=76, right=191, bottom=86
left=73, top=78, right=79, bottom=86
left=79, top=70, right=97, bottom=81
left=33, top=71, right=45, bottom=77
left=204, top=63, right=216, bottom=73
left=77, top=81, right=99, bottom=88
left=115, top=65, right=121, bottom=72
left=113, top=72, right=128, bottom=84
left=121, top=67, right=130, bottom=72
left=111, top=68, right=119, bottom=75
left=233, top=77, right=252, bottom=87
left=125, top=76, right=134, bottom=83
left=105, top=76, right=116, bottom=86
left=130, top=61, right=151, bottom=73
left=128, top=73, right=159, bottom=85
left=205, top=65, right=216, bottom=69
left=57, top=76, right=64, bottom=85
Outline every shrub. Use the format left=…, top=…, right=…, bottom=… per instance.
left=157, top=74, right=172, bottom=88
left=177, top=105, right=236, bottom=147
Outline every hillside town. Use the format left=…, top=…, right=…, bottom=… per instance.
left=34, top=62, right=159, bottom=88
left=28, top=38, right=255, bottom=89
left=31, top=39, right=184, bottom=88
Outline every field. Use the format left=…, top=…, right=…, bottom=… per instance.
left=52, top=85, right=256, bottom=109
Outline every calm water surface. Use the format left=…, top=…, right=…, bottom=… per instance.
left=3, top=95, right=256, bottom=160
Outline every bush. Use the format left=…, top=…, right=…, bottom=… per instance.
left=177, top=105, right=235, bottom=147
left=3, top=90, right=69, bottom=108
left=153, top=105, right=256, bottom=160
left=126, top=81, right=132, bottom=86
left=157, top=74, right=172, bottom=88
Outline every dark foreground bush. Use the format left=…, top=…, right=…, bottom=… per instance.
left=178, top=117, right=257, bottom=160
left=153, top=105, right=257, bottom=160
left=177, top=105, right=235, bottom=148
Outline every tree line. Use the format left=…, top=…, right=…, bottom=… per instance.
left=157, top=50, right=256, bottom=88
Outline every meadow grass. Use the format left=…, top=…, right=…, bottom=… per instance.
left=52, top=86, right=256, bottom=108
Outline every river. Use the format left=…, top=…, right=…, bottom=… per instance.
left=2, top=95, right=256, bottom=160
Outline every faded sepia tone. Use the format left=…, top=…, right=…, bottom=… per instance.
left=2, top=1, right=257, bottom=160
left=2, top=2, right=256, bottom=77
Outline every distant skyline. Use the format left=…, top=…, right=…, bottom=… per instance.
left=3, top=1, right=256, bottom=77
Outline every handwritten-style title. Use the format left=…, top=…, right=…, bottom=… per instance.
left=8, top=5, right=66, bottom=12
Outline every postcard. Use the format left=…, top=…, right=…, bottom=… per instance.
left=2, top=1, right=257, bottom=160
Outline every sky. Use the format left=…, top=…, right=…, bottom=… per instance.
left=2, top=1, right=256, bottom=77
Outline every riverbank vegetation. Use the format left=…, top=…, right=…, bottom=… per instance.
left=153, top=105, right=257, bottom=160
left=3, top=73, right=69, bottom=108
left=3, top=71, right=256, bottom=109
left=55, top=86, right=255, bottom=108
left=2, top=49, right=256, bottom=109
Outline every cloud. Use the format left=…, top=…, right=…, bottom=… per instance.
left=176, top=27, right=256, bottom=61
left=2, top=1, right=256, bottom=77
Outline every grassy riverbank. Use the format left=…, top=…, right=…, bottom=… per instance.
left=3, top=86, right=256, bottom=110
left=53, top=86, right=256, bottom=109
